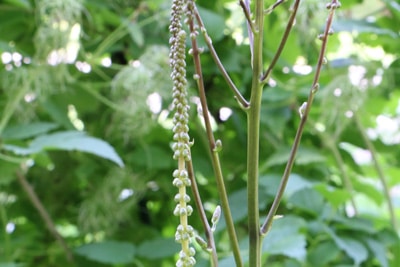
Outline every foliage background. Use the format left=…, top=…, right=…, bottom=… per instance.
left=0, top=0, right=399, bottom=266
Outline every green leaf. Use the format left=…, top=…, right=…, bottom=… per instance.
left=314, top=184, right=352, bottom=209
left=325, top=227, right=368, bottom=265
left=74, top=241, right=135, bottom=264
left=3, top=131, right=124, bottom=167
left=264, top=147, right=326, bottom=167
left=197, top=6, right=225, bottom=42
left=307, top=240, right=340, bottom=266
left=259, top=173, right=315, bottom=198
left=287, top=188, right=325, bottom=215
left=136, top=238, right=179, bottom=259
left=332, top=20, right=398, bottom=37
left=127, top=22, right=144, bottom=47
left=1, top=122, right=59, bottom=140
left=0, top=264, right=26, bottom=267
left=363, top=237, right=388, bottom=267
left=263, top=216, right=307, bottom=261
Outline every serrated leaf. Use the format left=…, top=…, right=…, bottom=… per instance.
left=1, top=122, right=59, bottom=140
left=3, top=131, right=124, bottom=167
left=75, top=241, right=135, bottom=264
left=325, top=226, right=368, bottom=265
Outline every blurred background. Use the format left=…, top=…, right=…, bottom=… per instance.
left=0, top=0, right=399, bottom=266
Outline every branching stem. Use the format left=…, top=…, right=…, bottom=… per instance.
left=187, top=2, right=243, bottom=266
left=261, top=0, right=340, bottom=235
left=261, top=0, right=301, bottom=83
left=193, top=7, right=249, bottom=109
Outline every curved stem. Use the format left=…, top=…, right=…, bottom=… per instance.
left=324, top=135, right=358, bottom=214
left=261, top=0, right=339, bottom=235
left=353, top=111, right=397, bottom=229
left=261, top=0, right=301, bottom=82
left=188, top=2, right=243, bottom=266
left=187, top=159, right=218, bottom=266
left=194, top=7, right=249, bottom=109
left=0, top=86, right=26, bottom=136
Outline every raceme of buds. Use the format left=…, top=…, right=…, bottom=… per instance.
left=170, top=0, right=196, bottom=265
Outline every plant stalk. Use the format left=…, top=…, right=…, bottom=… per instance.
left=247, top=0, right=264, bottom=266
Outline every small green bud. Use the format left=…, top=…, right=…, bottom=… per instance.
left=195, top=235, right=208, bottom=250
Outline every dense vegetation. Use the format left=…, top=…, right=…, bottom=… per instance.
left=0, top=0, right=399, bottom=266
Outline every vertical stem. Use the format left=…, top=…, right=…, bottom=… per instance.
left=247, top=0, right=264, bottom=266
left=353, top=111, right=398, bottom=229
left=187, top=2, right=242, bottom=265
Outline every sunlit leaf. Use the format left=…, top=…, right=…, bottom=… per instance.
left=3, top=131, right=124, bottom=167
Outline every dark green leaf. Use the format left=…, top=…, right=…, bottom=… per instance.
left=136, top=238, right=179, bottom=259
left=1, top=122, right=59, bottom=140
left=75, top=241, right=135, bottom=264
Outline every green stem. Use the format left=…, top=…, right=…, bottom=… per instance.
left=194, top=7, right=249, bottom=109
left=0, top=203, right=11, bottom=261
left=0, top=86, right=26, bottom=136
left=260, top=0, right=339, bottom=235
left=261, top=0, right=301, bottom=82
left=353, top=111, right=397, bottom=228
left=323, top=134, right=358, bottom=214
left=187, top=3, right=242, bottom=266
left=247, top=0, right=264, bottom=266
left=187, top=159, right=218, bottom=266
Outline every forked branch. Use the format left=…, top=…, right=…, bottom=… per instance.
left=261, top=0, right=342, bottom=235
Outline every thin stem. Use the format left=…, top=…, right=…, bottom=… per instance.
left=16, top=169, right=74, bottom=262
left=194, top=7, right=249, bottom=109
left=239, top=0, right=256, bottom=34
left=0, top=86, right=26, bottom=136
left=261, top=0, right=301, bottom=82
left=187, top=3, right=243, bottom=266
left=187, top=159, right=218, bottom=266
left=264, top=0, right=286, bottom=15
left=261, top=0, right=339, bottom=235
left=240, top=0, right=255, bottom=62
left=353, top=111, right=397, bottom=229
left=247, top=0, right=264, bottom=266
left=0, top=203, right=11, bottom=261
left=324, top=135, right=358, bottom=214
